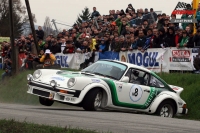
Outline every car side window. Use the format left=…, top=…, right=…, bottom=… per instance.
left=125, top=68, right=149, bottom=86
left=150, top=75, right=164, bottom=88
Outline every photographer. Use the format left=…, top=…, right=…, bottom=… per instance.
left=24, top=51, right=36, bottom=70
left=1, top=56, right=12, bottom=81
left=38, top=49, right=57, bottom=69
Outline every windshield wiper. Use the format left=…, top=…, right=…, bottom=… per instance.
left=93, top=72, right=118, bottom=80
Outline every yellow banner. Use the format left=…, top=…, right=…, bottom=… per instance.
left=0, top=37, right=10, bottom=43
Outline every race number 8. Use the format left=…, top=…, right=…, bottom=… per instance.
left=132, top=88, right=138, bottom=97
left=129, top=85, right=143, bottom=102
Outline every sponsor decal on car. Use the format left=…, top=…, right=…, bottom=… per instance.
left=51, top=77, right=65, bottom=81
left=91, top=79, right=101, bottom=83
left=143, top=87, right=158, bottom=108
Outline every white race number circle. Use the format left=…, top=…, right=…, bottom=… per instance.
left=129, top=85, right=143, bottom=102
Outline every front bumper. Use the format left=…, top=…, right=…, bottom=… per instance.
left=177, top=107, right=188, bottom=115
left=27, top=81, right=81, bottom=104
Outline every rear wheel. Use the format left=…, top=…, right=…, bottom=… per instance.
left=156, top=101, right=175, bottom=118
left=82, top=89, right=102, bottom=111
left=39, top=97, right=54, bottom=106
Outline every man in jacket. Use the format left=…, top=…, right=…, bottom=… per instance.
left=36, top=26, right=44, bottom=40
left=91, top=7, right=100, bottom=19
left=137, top=30, right=147, bottom=52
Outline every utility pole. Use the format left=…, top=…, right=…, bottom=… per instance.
left=25, top=0, right=39, bottom=54
left=9, top=0, right=17, bottom=74
left=52, top=19, right=59, bottom=34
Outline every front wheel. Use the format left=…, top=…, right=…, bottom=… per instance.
left=39, top=97, right=54, bottom=106
left=82, top=89, right=102, bottom=111
left=156, top=101, right=175, bottom=118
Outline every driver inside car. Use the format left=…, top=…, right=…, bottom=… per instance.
left=130, top=70, right=145, bottom=85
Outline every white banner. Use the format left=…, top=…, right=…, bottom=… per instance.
left=168, top=47, right=193, bottom=71
left=126, top=48, right=169, bottom=72
left=54, top=48, right=196, bottom=72
left=71, top=53, right=85, bottom=70
left=55, top=53, right=75, bottom=68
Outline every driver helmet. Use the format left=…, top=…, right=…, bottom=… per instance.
left=133, top=70, right=139, bottom=77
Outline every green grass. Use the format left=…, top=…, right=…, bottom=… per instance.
left=157, top=73, right=200, bottom=120
left=0, top=70, right=200, bottom=120
left=0, top=119, right=104, bottom=133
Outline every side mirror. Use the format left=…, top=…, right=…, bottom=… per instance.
left=121, top=76, right=129, bottom=83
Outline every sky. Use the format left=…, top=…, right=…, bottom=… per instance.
left=21, top=0, right=192, bottom=30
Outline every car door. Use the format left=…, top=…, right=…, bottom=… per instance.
left=113, top=68, right=153, bottom=110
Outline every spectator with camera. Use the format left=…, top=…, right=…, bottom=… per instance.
left=38, top=49, right=57, bottom=69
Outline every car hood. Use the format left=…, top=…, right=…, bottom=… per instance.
left=168, top=85, right=184, bottom=96
left=34, top=70, right=109, bottom=90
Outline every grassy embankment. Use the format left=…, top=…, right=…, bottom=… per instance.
left=0, top=70, right=200, bottom=120
left=0, top=119, right=106, bottom=133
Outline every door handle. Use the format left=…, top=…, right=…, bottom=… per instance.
left=144, top=89, right=150, bottom=93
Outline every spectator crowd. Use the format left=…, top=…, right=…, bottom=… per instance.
left=1, top=3, right=200, bottom=80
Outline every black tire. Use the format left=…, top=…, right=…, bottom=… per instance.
left=39, top=97, right=54, bottom=106
left=156, top=100, right=176, bottom=118
left=82, top=89, right=102, bottom=111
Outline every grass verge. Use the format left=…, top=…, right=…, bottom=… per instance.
left=0, top=119, right=105, bottom=133
left=0, top=70, right=200, bottom=120
left=157, top=73, right=200, bottom=120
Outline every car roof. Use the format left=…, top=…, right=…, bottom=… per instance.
left=99, top=59, right=152, bottom=73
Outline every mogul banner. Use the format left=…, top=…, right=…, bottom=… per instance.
left=126, top=49, right=169, bottom=72
left=168, top=47, right=194, bottom=71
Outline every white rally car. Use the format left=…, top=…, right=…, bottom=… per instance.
left=27, top=60, right=188, bottom=118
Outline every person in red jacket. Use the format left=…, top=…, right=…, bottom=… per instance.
left=63, top=42, right=75, bottom=54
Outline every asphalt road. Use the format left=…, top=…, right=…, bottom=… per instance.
left=0, top=103, right=200, bottom=133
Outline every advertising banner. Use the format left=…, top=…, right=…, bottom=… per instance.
left=168, top=47, right=193, bottom=71
left=55, top=53, right=74, bottom=68
left=126, top=49, right=169, bottom=72
left=53, top=48, right=196, bottom=72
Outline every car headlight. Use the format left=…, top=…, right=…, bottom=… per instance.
left=33, top=70, right=42, bottom=79
left=67, top=78, right=76, bottom=88
left=50, top=80, right=57, bottom=87
left=27, top=74, right=33, bottom=81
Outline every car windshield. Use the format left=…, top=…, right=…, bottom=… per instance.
left=81, top=60, right=127, bottom=80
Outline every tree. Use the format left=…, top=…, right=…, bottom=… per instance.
left=0, top=0, right=36, bottom=37
left=43, top=16, right=56, bottom=39
left=76, top=7, right=91, bottom=25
